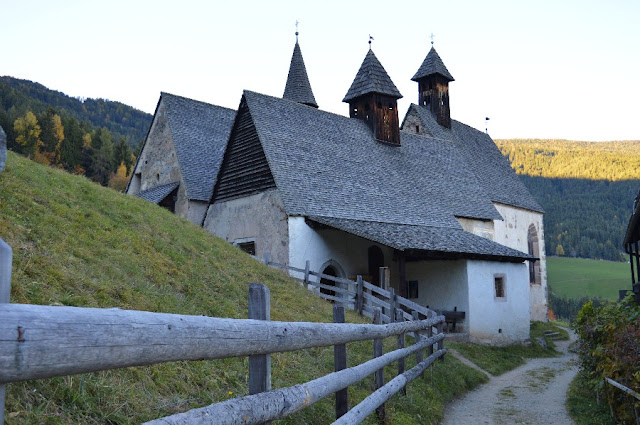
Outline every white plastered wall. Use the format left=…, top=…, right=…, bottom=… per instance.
left=288, top=217, right=395, bottom=283
left=405, top=260, right=469, bottom=330
left=467, top=260, right=530, bottom=344
left=493, top=203, right=547, bottom=321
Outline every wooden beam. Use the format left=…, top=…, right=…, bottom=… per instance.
left=331, top=349, right=447, bottom=425
left=145, top=334, right=445, bottom=425
left=396, top=310, right=406, bottom=396
left=0, top=303, right=445, bottom=384
left=333, top=306, right=348, bottom=419
left=248, top=284, right=271, bottom=396
left=373, top=308, right=385, bottom=422
left=0, top=238, right=12, bottom=425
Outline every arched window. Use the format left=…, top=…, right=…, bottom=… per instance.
left=528, top=224, right=541, bottom=285
left=368, top=246, right=384, bottom=287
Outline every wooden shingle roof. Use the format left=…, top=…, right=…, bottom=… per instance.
left=412, top=46, right=455, bottom=82
left=283, top=42, right=318, bottom=108
left=343, top=49, right=402, bottom=102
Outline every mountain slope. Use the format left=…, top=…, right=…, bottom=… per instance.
left=496, top=139, right=640, bottom=260
left=0, top=152, right=485, bottom=424
left=0, top=76, right=152, bottom=147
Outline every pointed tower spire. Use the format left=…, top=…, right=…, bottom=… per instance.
left=412, top=44, right=454, bottom=128
left=343, top=48, right=403, bottom=144
left=283, top=28, right=318, bottom=108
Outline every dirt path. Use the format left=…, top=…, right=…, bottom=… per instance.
left=441, top=333, right=578, bottom=425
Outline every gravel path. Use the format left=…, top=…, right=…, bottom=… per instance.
left=441, top=333, right=578, bottom=425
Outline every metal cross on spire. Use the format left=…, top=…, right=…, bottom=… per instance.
left=295, top=20, right=299, bottom=42
left=430, top=33, right=435, bottom=46
left=369, top=34, right=374, bottom=49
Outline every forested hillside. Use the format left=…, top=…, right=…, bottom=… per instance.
left=496, top=139, right=640, bottom=261
left=0, top=76, right=152, bottom=189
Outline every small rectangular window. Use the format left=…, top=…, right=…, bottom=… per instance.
left=408, top=280, right=419, bottom=299
left=415, top=125, right=420, bottom=133
left=494, top=275, right=505, bottom=299
left=237, top=241, right=256, bottom=256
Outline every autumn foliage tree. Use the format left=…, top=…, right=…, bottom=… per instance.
left=13, top=111, right=42, bottom=158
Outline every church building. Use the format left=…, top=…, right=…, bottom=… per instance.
left=127, top=35, right=547, bottom=343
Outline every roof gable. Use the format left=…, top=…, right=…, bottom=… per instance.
left=404, top=104, right=544, bottom=213
left=162, top=92, right=235, bottom=201
left=412, top=46, right=454, bottom=82
left=283, top=42, right=318, bottom=108
left=343, top=50, right=402, bottom=102
left=243, top=90, right=501, bottom=228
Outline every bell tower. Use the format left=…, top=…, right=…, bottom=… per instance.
left=343, top=42, right=403, bottom=144
left=412, top=44, right=454, bottom=129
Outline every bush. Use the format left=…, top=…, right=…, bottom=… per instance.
left=573, top=295, right=640, bottom=423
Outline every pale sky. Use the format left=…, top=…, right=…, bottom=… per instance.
left=2, top=0, right=638, bottom=141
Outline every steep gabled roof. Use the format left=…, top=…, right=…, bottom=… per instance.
left=403, top=104, right=544, bottom=213
left=343, top=49, right=403, bottom=102
left=243, top=90, right=500, bottom=229
left=162, top=93, right=236, bottom=201
left=412, top=46, right=454, bottom=82
left=283, top=42, right=318, bottom=108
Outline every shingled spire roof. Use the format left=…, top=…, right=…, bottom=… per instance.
left=343, top=49, right=402, bottom=102
left=283, top=40, right=318, bottom=108
left=412, top=46, right=454, bottom=82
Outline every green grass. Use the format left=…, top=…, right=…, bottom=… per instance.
left=567, top=373, right=615, bottom=425
left=449, top=322, right=568, bottom=376
left=547, top=256, right=629, bottom=300
left=0, top=151, right=489, bottom=424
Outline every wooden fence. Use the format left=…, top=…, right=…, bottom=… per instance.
left=0, top=241, right=447, bottom=424
left=257, top=252, right=440, bottom=326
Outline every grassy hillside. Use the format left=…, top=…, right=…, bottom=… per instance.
left=0, top=152, right=488, bottom=424
left=547, top=257, right=630, bottom=300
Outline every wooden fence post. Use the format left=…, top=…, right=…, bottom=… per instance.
left=388, top=287, right=396, bottom=323
left=356, top=275, right=364, bottom=315
left=412, top=310, right=423, bottom=375
left=396, top=309, right=406, bottom=396
left=304, top=260, right=310, bottom=287
left=333, top=305, right=348, bottom=419
left=437, top=321, right=445, bottom=361
left=373, top=308, right=385, bottom=422
left=379, top=267, right=389, bottom=291
left=427, top=311, right=434, bottom=357
left=248, top=283, right=271, bottom=424
left=0, top=238, right=12, bottom=424
left=264, top=251, right=270, bottom=266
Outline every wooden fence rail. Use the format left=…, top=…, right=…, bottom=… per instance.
left=0, top=303, right=444, bottom=384
left=255, top=253, right=437, bottom=324
left=1, top=239, right=447, bottom=424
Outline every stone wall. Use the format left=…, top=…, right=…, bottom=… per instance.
left=203, top=189, right=289, bottom=265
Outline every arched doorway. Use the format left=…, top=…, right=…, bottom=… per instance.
left=368, top=246, right=384, bottom=287
left=528, top=224, right=541, bottom=285
left=320, top=265, right=338, bottom=297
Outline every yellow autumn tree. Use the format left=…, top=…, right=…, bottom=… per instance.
left=14, top=111, right=42, bottom=158
left=108, top=162, right=129, bottom=192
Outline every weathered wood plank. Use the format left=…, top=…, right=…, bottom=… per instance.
left=304, top=261, right=310, bottom=286
left=333, top=306, right=348, bottom=419
left=307, top=280, right=353, bottom=296
left=373, top=308, right=385, bottom=422
left=605, top=378, right=640, bottom=401
left=248, top=284, right=271, bottom=398
left=308, top=271, right=356, bottom=286
left=317, top=292, right=355, bottom=305
left=0, top=238, right=12, bottom=425
left=396, top=310, right=406, bottom=396
left=145, top=333, right=444, bottom=425
left=412, top=310, right=423, bottom=369
left=356, top=275, right=364, bottom=314
left=0, top=303, right=444, bottom=383
left=331, top=349, right=447, bottom=425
